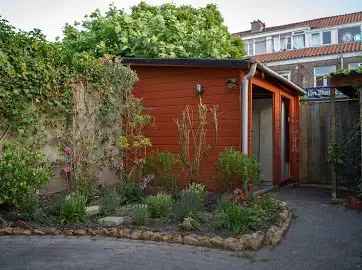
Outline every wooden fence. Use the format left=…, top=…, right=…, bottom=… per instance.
left=299, top=99, right=360, bottom=184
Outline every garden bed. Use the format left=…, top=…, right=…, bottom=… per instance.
left=0, top=187, right=292, bottom=251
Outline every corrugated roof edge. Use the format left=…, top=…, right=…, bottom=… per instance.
left=122, top=57, right=306, bottom=96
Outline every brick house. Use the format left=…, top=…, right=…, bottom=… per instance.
left=234, top=12, right=362, bottom=97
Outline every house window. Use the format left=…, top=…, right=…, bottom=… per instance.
left=278, top=71, right=291, bottom=80
left=273, top=35, right=280, bottom=52
left=254, top=38, right=267, bottom=55
left=247, top=40, right=254, bottom=56
left=322, top=31, right=332, bottom=45
left=314, top=65, right=336, bottom=87
left=338, top=26, right=361, bottom=43
left=280, top=33, right=292, bottom=50
left=311, top=33, right=321, bottom=47
left=292, top=32, right=305, bottom=49
left=348, top=63, right=362, bottom=70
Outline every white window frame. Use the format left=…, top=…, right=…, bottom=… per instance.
left=313, top=65, right=336, bottom=87
left=292, top=31, right=306, bottom=49
left=348, top=63, right=362, bottom=70
left=278, top=71, right=291, bottom=80
left=322, top=31, right=332, bottom=45
left=311, top=32, right=321, bottom=47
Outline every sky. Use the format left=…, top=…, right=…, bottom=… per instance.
left=1, top=0, right=362, bottom=41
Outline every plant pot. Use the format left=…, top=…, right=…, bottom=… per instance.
left=347, top=196, right=362, bottom=210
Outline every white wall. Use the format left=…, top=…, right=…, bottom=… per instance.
left=253, top=98, right=273, bottom=182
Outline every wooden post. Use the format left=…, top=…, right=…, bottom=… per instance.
left=330, top=88, right=337, bottom=200
left=360, top=88, right=362, bottom=180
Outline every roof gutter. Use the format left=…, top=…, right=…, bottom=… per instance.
left=240, top=63, right=257, bottom=155
left=255, top=61, right=306, bottom=96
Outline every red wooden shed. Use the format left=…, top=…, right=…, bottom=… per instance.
left=123, top=58, right=305, bottom=191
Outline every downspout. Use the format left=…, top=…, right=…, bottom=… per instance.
left=241, top=63, right=257, bottom=155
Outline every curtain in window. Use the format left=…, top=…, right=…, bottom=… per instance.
left=293, top=34, right=305, bottom=49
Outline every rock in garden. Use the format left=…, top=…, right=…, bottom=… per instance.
left=98, top=216, right=130, bottom=226
left=85, top=205, right=100, bottom=216
left=209, top=236, right=224, bottom=248
left=183, top=234, right=199, bottom=246
left=223, top=237, right=241, bottom=251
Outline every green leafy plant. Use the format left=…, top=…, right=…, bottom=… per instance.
left=100, top=189, right=121, bottom=215
left=131, top=204, right=148, bottom=226
left=213, top=196, right=281, bottom=234
left=117, top=181, right=144, bottom=205
left=59, top=192, right=87, bottom=224
left=173, top=190, right=204, bottom=221
left=217, top=148, right=260, bottom=193
left=178, top=216, right=201, bottom=231
left=145, top=193, right=174, bottom=218
left=185, top=183, right=207, bottom=203
left=62, top=3, right=245, bottom=59
left=143, top=151, right=180, bottom=193
left=0, top=142, right=51, bottom=207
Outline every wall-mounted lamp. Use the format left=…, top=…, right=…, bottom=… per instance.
left=226, top=78, right=238, bottom=89
left=195, top=83, right=204, bottom=96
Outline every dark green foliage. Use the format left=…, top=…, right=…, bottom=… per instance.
left=145, top=193, right=173, bottom=218
left=172, top=190, right=204, bottom=221
left=59, top=192, right=87, bottom=224
left=0, top=142, right=51, bottom=207
left=100, top=189, right=121, bottom=215
left=62, top=2, right=245, bottom=59
left=143, top=151, right=179, bottom=193
left=117, top=182, right=144, bottom=205
left=217, top=148, right=260, bottom=190
left=131, top=204, right=148, bottom=225
left=213, top=196, right=281, bottom=234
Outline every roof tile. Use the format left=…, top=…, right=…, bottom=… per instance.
left=255, top=42, right=362, bottom=62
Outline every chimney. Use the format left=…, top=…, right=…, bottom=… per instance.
left=251, top=20, right=265, bottom=33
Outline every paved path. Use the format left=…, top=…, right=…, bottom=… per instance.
left=0, top=187, right=361, bottom=270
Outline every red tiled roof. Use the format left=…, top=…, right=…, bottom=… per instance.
left=255, top=42, right=362, bottom=63
left=235, top=11, right=362, bottom=37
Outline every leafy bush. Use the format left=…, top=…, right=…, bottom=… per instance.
left=117, top=181, right=144, bottom=205
left=131, top=204, right=148, bottom=226
left=145, top=193, right=173, bottom=218
left=59, top=192, right=87, bottom=224
left=173, top=190, right=204, bottom=221
left=213, top=196, right=281, bottom=234
left=217, top=148, right=260, bottom=191
left=0, top=142, right=52, bottom=207
left=185, top=183, right=207, bottom=203
left=100, top=189, right=121, bottom=215
left=143, top=151, right=179, bottom=193
left=178, top=216, right=201, bottom=231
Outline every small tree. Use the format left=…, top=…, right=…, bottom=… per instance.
left=176, top=98, right=218, bottom=183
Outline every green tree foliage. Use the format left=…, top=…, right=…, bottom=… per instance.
left=62, top=2, right=245, bottom=59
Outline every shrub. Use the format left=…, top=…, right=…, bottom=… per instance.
left=131, top=204, right=148, bottom=226
left=145, top=193, right=173, bottom=218
left=185, top=183, right=207, bottom=203
left=143, top=151, right=179, bottom=193
left=100, top=189, right=121, bottom=216
left=173, top=190, right=204, bottom=221
left=59, top=192, right=87, bottom=224
left=178, top=216, right=201, bottom=231
left=0, top=142, right=52, bottom=207
left=117, top=181, right=144, bottom=205
left=213, top=196, right=281, bottom=234
left=217, top=148, right=260, bottom=192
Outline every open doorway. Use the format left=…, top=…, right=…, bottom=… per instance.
left=252, top=87, right=273, bottom=187
left=281, top=97, right=290, bottom=180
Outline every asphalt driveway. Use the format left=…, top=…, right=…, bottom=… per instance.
left=0, top=187, right=361, bottom=270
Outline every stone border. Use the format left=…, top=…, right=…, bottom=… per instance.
left=0, top=208, right=292, bottom=252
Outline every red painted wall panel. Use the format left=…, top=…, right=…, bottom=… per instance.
left=132, top=66, right=242, bottom=190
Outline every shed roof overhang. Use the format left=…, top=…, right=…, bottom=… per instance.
left=330, top=72, right=362, bottom=98
left=122, top=57, right=306, bottom=96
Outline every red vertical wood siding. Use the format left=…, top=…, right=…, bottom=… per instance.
left=130, top=66, right=300, bottom=190
left=132, top=66, right=243, bottom=191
